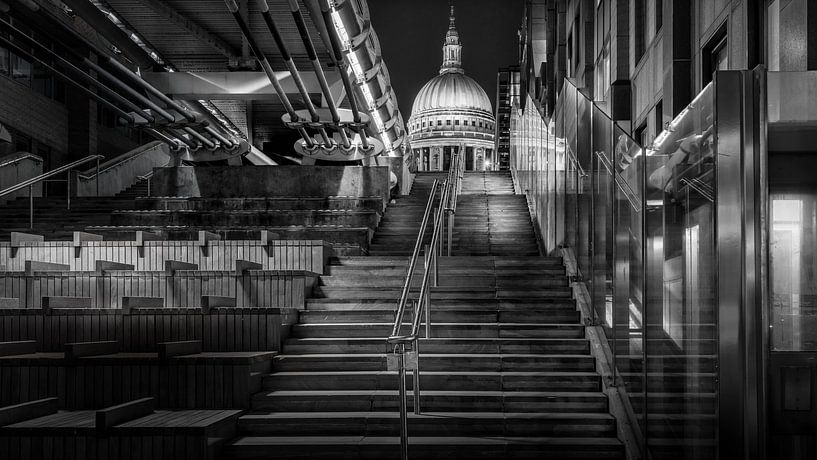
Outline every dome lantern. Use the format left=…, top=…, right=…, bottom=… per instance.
left=440, top=3, right=463, bottom=75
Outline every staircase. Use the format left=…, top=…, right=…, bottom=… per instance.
left=223, top=171, right=624, bottom=459
left=370, top=171, right=539, bottom=256
left=115, top=177, right=151, bottom=199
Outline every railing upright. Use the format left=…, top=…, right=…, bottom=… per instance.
left=387, top=151, right=462, bottom=460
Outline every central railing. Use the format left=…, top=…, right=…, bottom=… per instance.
left=387, top=151, right=464, bottom=460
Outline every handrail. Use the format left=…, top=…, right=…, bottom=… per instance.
left=389, top=178, right=441, bottom=337
left=0, top=152, right=43, bottom=170
left=386, top=150, right=463, bottom=460
left=0, top=154, right=103, bottom=229
left=0, top=155, right=103, bottom=198
left=75, top=141, right=164, bottom=178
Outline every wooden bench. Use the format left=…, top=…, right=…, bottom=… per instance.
left=0, top=347, right=274, bottom=409
left=0, top=397, right=240, bottom=460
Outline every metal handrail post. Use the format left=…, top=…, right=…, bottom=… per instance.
left=424, top=245, right=432, bottom=339
left=413, top=338, right=421, bottom=415
left=95, top=157, right=100, bottom=197
left=28, top=185, right=33, bottom=229
left=397, top=344, right=408, bottom=460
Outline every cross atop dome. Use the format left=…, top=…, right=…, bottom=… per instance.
left=440, top=1, right=463, bottom=74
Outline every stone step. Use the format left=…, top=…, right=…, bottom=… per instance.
left=263, top=370, right=601, bottom=392
left=282, top=337, right=590, bottom=354
left=237, top=411, right=616, bottom=437
left=317, top=275, right=569, bottom=288
left=298, top=309, right=580, bottom=324
left=250, top=390, right=609, bottom=413
left=305, top=299, right=577, bottom=310
left=324, top=266, right=566, bottom=276
left=312, top=287, right=573, bottom=300
left=271, top=353, right=595, bottom=372
left=290, top=323, right=585, bottom=339
left=223, top=435, right=624, bottom=460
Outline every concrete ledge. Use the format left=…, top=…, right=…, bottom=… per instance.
left=0, top=398, right=59, bottom=426
left=158, top=340, right=202, bottom=359
left=165, top=260, right=198, bottom=272
left=95, top=260, right=135, bottom=272
left=197, top=230, right=221, bottom=247
left=42, top=296, right=92, bottom=310
left=11, top=232, right=43, bottom=247
left=135, top=230, right=163, bottom=246
left=73, top=231, right=103, bottom=247
left=65, top=340, right=119, bottom=359
left=235, top=259, right=263, bottom=273
left=95, top=397, right=155, bottom=431
left=201, top=295, right=236, bottom=311
left=25, top=261, right=70, bottom=274
left=0, top=340, right=37, bottom=356
left=122, top=297, right=164, bottom=311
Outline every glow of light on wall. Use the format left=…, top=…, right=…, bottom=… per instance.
left=329, top=7, right=393, bottom=153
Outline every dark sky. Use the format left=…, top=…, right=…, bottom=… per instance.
left=368, top=0, right=524, bottom=120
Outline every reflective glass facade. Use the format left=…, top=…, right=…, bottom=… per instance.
left=511, top=79, right=718, bottom=459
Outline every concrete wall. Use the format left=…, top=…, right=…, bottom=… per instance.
left=151, top=165, right=391, bottom=204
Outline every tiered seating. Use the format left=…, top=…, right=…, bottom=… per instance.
left=2, top=194, right=383, bottom=254
left=0, top=397, right=239, bottom=459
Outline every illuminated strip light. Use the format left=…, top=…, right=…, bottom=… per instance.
left=87, top=1, right=244, bottom=141
left=329, top=6, right=394, bottom=152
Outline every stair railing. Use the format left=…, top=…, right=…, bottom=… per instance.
left=387, top=151, right=462, bottom=460
left=0, top=155, right=104, bottom=229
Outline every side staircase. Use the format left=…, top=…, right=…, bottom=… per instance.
left=223, top=171, right=624, bottom=459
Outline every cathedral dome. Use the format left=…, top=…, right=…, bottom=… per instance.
left=411, top=72, right=493, bottom=117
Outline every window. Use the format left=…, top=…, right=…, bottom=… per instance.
left=455, top=119, right=460, bottom=125
left=635, top=122, right=647, bottom=148
left=422, top=122, right=426, bottom=128
left=634, top=0, right=646, bottom=62
left=479, top=122, right=483, bottom=128
left=702, top=25, right=728, bottom=85
left=471, top=120, right=476, bottom=126
left=446, top=119, right=451, bottom=126
left=437, top=120, right=442, bottom=126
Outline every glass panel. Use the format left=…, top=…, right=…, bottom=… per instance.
left=613, top=124, right=646, bottom=438
left=592, top=103, right=614, bottom=332
left=644, top=83, right=717, bottom=459
left=576, top=96, right=593, bottom=278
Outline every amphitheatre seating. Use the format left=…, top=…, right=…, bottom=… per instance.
left=0, top=306, right=298, bottom=352
left=1, top=231, right=332, bottom=273
left=0, top=340, right=274, bottom=409
left=0, top=397, right=239, bottom=460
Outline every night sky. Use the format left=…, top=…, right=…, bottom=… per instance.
left=368, top=0, right=525, bottom=120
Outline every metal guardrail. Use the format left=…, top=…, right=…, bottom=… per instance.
left=0, top=155, right=104, bottom=228
left=386, top=151, right=464, bottom=460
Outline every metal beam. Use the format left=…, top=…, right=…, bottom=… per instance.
left=60, top=0, right=155, bottom=68
left=134, top=0, right=240, bottom=61
left=141, top=70, right=341, bottom=100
